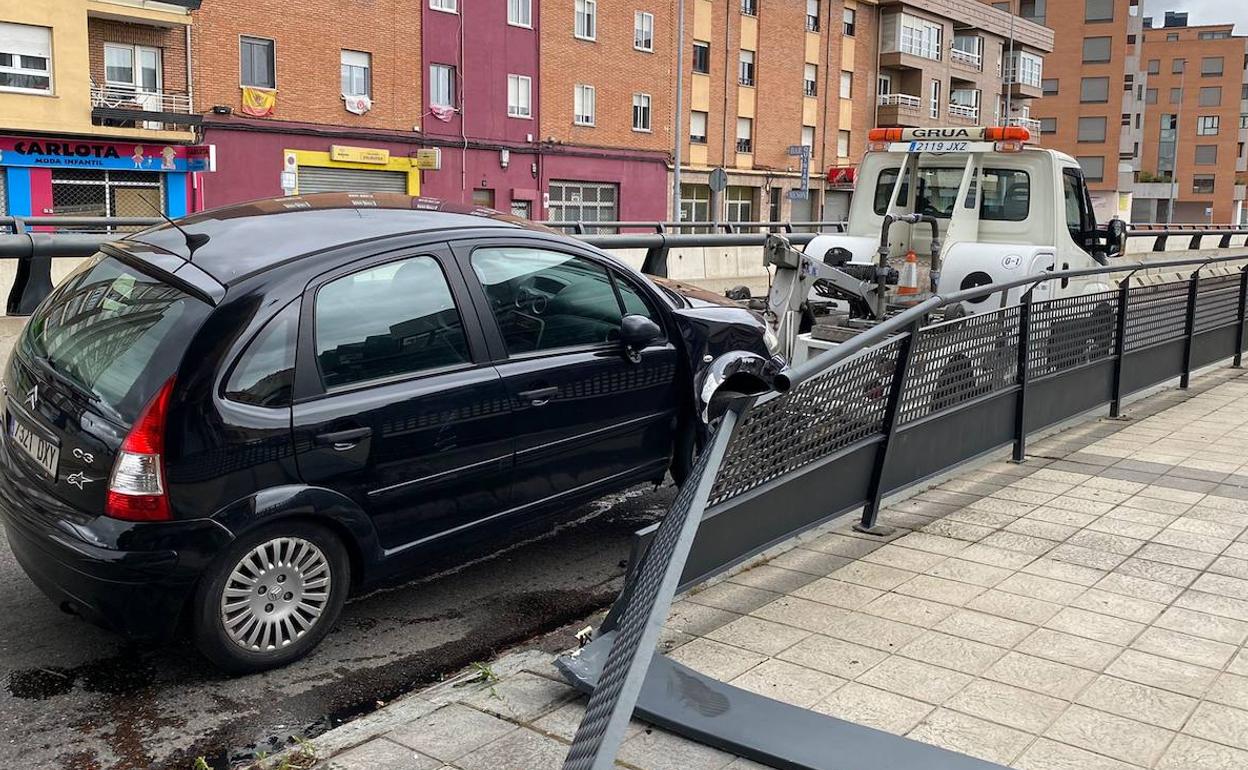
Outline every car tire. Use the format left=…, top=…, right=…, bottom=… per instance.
left=191, top=520, right=350, bottom=673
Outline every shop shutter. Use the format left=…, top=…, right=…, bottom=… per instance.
left=296, top=166, right=408, bottom=195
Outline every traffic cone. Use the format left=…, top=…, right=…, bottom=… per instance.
left=897, top=249, right=920, bottom=296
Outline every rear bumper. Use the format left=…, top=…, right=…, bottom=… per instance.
left=0, top=463, right=233, bottom=642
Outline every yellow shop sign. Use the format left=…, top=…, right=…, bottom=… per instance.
left=330, top=145, right=390, bottom=165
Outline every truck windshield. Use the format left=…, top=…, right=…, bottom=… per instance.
left=873, top=166, right=1031, bottom=222
left=19, top=253, right=210, bottom=424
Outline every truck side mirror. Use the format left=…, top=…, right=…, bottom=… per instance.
left=1106, top=218, right=1127, bottom=257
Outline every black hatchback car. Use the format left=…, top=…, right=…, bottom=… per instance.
left=0, top=194, right=780, bottom=671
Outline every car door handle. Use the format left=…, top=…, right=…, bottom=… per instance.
left=518, top=386, right=559, bottom=406
left=315, top=427, right=372, bottom=450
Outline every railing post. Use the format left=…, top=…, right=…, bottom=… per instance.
left=1180, top=266, right=1201, bottom=389
left=856, top=319, right=922, bottom=537
left=1011, top=289, right=1034, bottom=462
left=1234, top=265, right=1247, bottom=368
left=1109, top=273, right=1133, bottom=418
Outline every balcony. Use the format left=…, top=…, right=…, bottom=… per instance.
left=877, top=93, right=925, bottom=127
left=950, top=45, right=983, bottom=72
left=90, top=82, right=201, bottom=130
left=948, top=103, right=980, bottom=123
left=1006, top=116, right=1042, bottom=136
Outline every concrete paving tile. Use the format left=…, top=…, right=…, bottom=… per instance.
left=812, top=682, right=934, bottom=735
left=1068, top=486, right=1133, bottom=506
left=462, top=672, right=577, bottom=723
left=944, top=679, right=1066, bottom=733
left=935, top=608, right=1035, bottom=647
left=789, top=578, right=884, bottom=611
left=979, top=531, right=1060, bottom=556
left=1075, top=675, right=1198, bottom=730
left=804, top=532, right=885, bottom=559
left=1047, top=543, right=1128, bottom=571
left=891, top=531, right=971, bottom=557
left=685, top=582, right=780, bottom=614
left=705, top=615, right=812, bottom=657
left=1015, top=628, right=1122, bottom=671
left=1175, top=589, right=1248, bottom=623
left=1101, top=467, right=1162, bottom=485
left=1228, top=542, right=1248, bottom=560
left=776, top=634, right=889, bottom=680
left=1156, top=734, right=1248, bottom=770
left=727, top=564, right=818, bottom=594
left=618, top=726, right=736, bottom=770
left=860, top=592, right=957, bottom=628
left=326, top=738, right=441, bottom=770
left=1085, top=516, right=1163, bottom=541
left=824, top=611, right=927, bottom=653
left=1020, top=557, right=1107, bottom=587
left=1114, top=556, right=1200, bottom=587
left=1044, top=705, right=1174, bottom=767
left=856, top=656, right=974, bottom=704
left=1010, top=477, right=1076, bottom=495
left=993, top=486, right=1059, bottom=505
left=945, top=507, right=1018, bottom=529
left=1134, top=542, right=1217, bottom=569
left=1131, top=627, right=1238, bottom=670
left=897, top=631, right=1007, bottom=676
left=1005, top=518, right=1080, bottom=542
left=907, top=708, right=1032, bottom=766
left=956, top=542, right=1037, bottom=569
left=894, top=574, right=986, bottom=607
left=1205, top=495, right=1248, bottom=514
left=1118, top=495, right=1193, bottom=515
left=967, top=589, right=1062, bottom=625
left=1192, top=572, right=1248, bottom=600
left=1183, top=702, right=1248, bottom=751
left=1013, top=738, right=1141, bottom=770
left=1071, top=588, right=1166, bottom=624
left=1154, top=606, right=1248, bottom=645
left=1094, top=572, right=1184, bottom=604
left=728, top=658, right=846, bottom=708
left=1065, top=529, right=1147, bottom=557
left=859, top=543, right=948, bottom=572
left=386, top=704, right=517, bottom=762
left=827, top=560, right=917, bottom=591
left=1103, top=506, right=1177, bottom=528
left=1152, top=527, right=1233, bottom=555
left=765, top=547, right=852, bottom=577
left=1206, top=673, right=1248, bottom=711
left=985, top=652, right=1097, bottom=700
left=967, top=497, right=1039, bottom=516
left=531, top=700, right=643, bottom=743
left=1168, top=516, right=1246, bottom=541
left=927, top=557, right=1014, bottom=587
left=1025, top=506, right=1100, bottom=528
left=1105, top=649, right=1219, bottom=697
left=750, top=596, right=849, bottom=636
left=997, top=573, right=1087, bottom=604
left=921, top=518, right=997, bottom=543
left=1032, top=468, right=1095, bottom=485
left=666, top=638, right=769, bottom=681
left=456, top=728, right=570, bottom=770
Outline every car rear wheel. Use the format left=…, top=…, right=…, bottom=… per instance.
left=192, top=521, right=350, bottom=673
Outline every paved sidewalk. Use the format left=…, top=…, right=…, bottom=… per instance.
left=312, top=368, right=1248, bottom=770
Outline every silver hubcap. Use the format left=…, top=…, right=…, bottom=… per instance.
left=220, top=537, right=331, bottom=652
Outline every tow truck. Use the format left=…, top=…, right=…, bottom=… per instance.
left=761, top=125, right=1128, bottom=370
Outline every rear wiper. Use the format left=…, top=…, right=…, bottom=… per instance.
left=29, top=354, right=99, bottom=404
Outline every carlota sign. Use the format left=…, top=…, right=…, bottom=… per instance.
left=0, top=138, right=206, bottom=172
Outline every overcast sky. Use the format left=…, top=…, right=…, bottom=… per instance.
left=1142, top=0, right=1248, bottom=33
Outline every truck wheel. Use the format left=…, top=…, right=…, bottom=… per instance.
left=929, top=356, right=973, bottom=414
left=192, top=520, right=350, bottom=673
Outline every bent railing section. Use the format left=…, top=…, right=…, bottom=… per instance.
left=559, top=251, right=1248, bottom=770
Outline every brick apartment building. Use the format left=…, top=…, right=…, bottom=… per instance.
left=1131, top=14, right=1248, bottom=224
left=0, top=0, right=202, bottom=221
left=986, top=0, right=1147, bottom=221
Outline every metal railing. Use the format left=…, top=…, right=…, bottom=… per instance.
left=948, top=103, right=980, bottom=121
left=558, top=247, right=1248, bottom=770
left=950, top=47, right=983, bottom=69
left=1007, top=116, right=1043, bottom=135
left=90, top=83, right=193, bottom=113
left=877, top=93, right=923, bottom=110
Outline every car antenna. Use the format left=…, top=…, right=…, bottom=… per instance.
left=139, top=195, right=209, bottom=261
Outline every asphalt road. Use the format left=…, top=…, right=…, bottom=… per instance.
left=0, top=314, right=670, bottom=770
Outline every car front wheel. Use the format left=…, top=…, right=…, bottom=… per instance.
left=192, top=521, right=350, bottom=673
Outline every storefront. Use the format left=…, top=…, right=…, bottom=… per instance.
left=0, top=137, right=196, bottom=219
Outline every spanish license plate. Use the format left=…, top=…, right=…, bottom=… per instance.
left=908, top=140, right=970, bottom=153
left=10, top=415, right=59, bottom=478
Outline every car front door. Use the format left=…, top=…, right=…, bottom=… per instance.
left=457, top=241, right=680, bottom=509
left=291, top=246, right=514, bottom=554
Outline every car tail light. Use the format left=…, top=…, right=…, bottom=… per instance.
left=105, top=378, right=175, bottom=522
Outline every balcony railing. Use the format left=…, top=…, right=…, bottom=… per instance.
left=736, top=138, right=752, bottom=153
left=948, top=103, right=980, bottom=121
left=950, top=47, right=983, bottom=70
left=878, top=93, right=922, bottom=110
left=90, top=83, right=193, bottom=114
left=1006, top=116, right=1042, bottom=135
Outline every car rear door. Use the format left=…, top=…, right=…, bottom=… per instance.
left=290, top=246, right=514, bottom=553
left=454, top=240, right=680, bottom=509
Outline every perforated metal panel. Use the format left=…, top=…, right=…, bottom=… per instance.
left=897, top=308, right=1020, bottom=425
left=709, top=337, right=905, bottom=505
left=1194, top=274, right=1241, bottom=333
left=1124, top=281, right=1191, bottom=351
left=296, top=166, right=408, bottom=194
left=1027, top=290, right=1118, bottom=378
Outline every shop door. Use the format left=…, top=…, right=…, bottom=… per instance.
left=296, top=166, right=408, bottom=194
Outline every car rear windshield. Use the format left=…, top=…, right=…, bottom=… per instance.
left=20, top=253, right=210, bottom=423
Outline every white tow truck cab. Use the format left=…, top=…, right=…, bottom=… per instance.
left=777, top=126, right=1126, bottom=366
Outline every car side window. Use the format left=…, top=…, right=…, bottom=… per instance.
left=471, top=247, right=626, bottom=355
left=1063, top=169, right=1090, bottom=241
left=225, top=301, right=300, bottom=407
left=314, top=256, right=470, bottom=389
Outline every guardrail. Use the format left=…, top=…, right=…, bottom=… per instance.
left=557, top=249, right=1248, bottom=770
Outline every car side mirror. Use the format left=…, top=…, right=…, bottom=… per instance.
left=1105, top=218, right=1128, bottom=256
left=619, top=314, right=661, bottom=361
